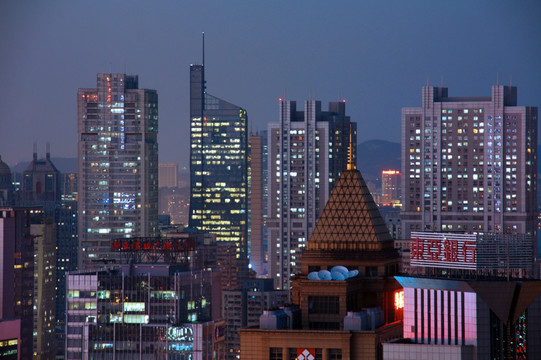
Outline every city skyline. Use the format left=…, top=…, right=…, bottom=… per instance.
left=1, top=1, right=540, bottom=167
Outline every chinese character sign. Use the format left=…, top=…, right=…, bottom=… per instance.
left=410, top=232, right=477, bottom=270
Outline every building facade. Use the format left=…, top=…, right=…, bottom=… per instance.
left=401, top=85, right=537, bottom=241
left=77, top=73, right=158, bottom=269
left=223, top=278, right=288, bottom=359
left=267, top=99, right=356, bottom=289
left=384, top=230, right=541, bottom=359
left=248, top=132, right=268, bottom=277
left=65, top=264, right=222, bottom=360
left=189, top=61, right=248, bottom=280
left=31, top=214, right=57, bottom=360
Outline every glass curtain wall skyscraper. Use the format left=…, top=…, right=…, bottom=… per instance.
left=77, top=73, right=158, bottom=269
left=267, top=99, right=356, bottom=289
left=189, top=62, right=248, bottom=265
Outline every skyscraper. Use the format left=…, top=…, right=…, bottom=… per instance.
left=401, top=85, right=537, bottom=241
left=77, top=73, right=158, bottom=269
left=267, top=99, right=356, bottom=289
left=248, top=131, right=268, bottom=277
left=189, top=54, right=248, bottom=269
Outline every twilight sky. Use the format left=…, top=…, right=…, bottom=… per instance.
left=1, top=0, right=540, bottom=168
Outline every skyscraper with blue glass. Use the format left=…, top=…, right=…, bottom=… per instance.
left=77, top=73, right=158, bottom=269
left=189, top=60, right=248, bottom=269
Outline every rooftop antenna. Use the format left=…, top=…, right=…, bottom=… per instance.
left=33, top=142, right=37, bottom=161
left=202, top=32, right=205, bottom=68
left=347, top=124, right=355, bottom=171
left=46, top=142, right=50, bottom=160
left=202, top=32, right=206, bottom=94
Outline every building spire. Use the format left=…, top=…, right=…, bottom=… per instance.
left=347, top=124, right=355, bottom=170
left=202, top=32, right=205, bottom=68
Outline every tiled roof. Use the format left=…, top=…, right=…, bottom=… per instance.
left=307, top=169, right=392, bottom=251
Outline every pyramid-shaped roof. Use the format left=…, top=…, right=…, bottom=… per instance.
left=307, top=169, right=393, bottom=252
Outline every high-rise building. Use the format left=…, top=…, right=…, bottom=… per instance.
left=189, top=57, right=248, bottom=275
left=267, top=99, right=356, bottom=289
left=401, top=85, right=537, bottom=241
left=381, top=170, right=401, bottom=207
left=248, top=132, right=268, bottom=277
left=77, top=73, right=158, bottom=269
left=31, top=213, right=56, bottom=360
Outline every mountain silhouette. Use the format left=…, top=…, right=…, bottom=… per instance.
left=356, top=140, right=401, bottom=183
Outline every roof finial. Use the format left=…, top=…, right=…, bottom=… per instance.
left=347, top=124, right=355, bottom=170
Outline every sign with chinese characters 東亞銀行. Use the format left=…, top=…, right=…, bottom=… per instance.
left=410, top=232, right=477, bottom=270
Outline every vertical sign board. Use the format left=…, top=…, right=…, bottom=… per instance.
left=410, top=232, right=477, bottom=270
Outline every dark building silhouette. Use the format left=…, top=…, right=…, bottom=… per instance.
left=0, top=208, right=36, bottom=360
left=0, top=156, right=14, bottom=206
left=22, top=146, right=61, bottom=202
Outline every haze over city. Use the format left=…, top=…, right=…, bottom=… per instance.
left=1, top=0, right=540, bottom=167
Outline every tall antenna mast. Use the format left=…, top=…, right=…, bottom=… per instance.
left=202, top=32, right=205, bottom=68
left=347, top=124, right=355, bottom=171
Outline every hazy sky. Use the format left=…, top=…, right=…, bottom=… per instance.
left=1, top=0, right=540, bottom=168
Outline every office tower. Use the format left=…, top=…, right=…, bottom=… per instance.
left=0, top=156, right=14, bottom=206
left=65, top=266, right=221, bottom=360
left=0, top=208, right=35, bottom=360
left=267, top=99, right=356, bottom=289
left=65, top=231, right=223, bottom=360
left=240, top=159, right=402, bottom=360
left=189, top=58, right=248, bottom=278
left=223, top=278, right=288, bottom=359
left=31, top=213, right=56, bottom=360
left=401, top=85, right=537, bottom=241
left=381, top=170, right=401, bottom=207
left=22, top=146, right=61, bottom=202
left=158, top=163, right=178, bottom=188
left=249, top=132, right=268, bottom=277
left=77, top=73, right=158, bottom=268
left=53, top=201, right=77, bottom=359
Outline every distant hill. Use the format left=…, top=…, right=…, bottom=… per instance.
left=357, top=140, right=401, bottom=182
left=8, top=143, right=541, bottom=177
left=12, top=157, right=77, bottom=173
